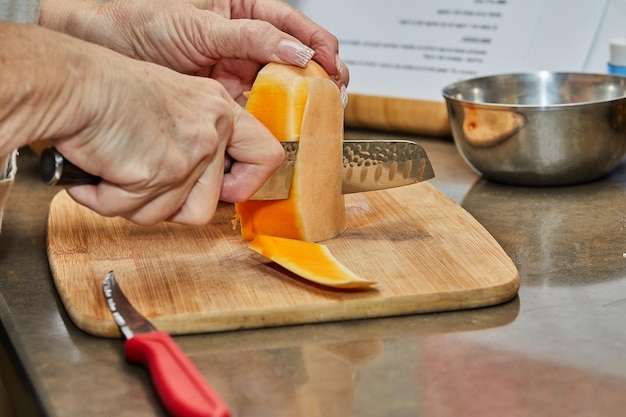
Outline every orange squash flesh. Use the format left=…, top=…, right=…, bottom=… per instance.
left=235, top=61, right=346, bottom=242
left=249, top=235, right=375, bottom=288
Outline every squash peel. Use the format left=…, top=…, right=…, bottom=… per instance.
left=249, top=235, right=376, bottom=289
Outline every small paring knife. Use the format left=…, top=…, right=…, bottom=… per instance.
left=102, top=271, right=231, bottom=417
left=40, top=139, right=435, bottom=200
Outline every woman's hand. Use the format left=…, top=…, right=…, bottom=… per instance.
left=1, top=23, right=284, bottom=226
left=62, top=52, right=285, bottom=226
left=40, top=0, right=349, bottom=105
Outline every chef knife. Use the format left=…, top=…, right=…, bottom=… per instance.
left=40, top=139, right=434, bottom=200
left=102, top=271, right=231, bottom=417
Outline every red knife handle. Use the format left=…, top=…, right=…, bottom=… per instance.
left=125, top=331, right=231, bottom=417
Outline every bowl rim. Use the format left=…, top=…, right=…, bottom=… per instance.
left=441, top=71, right=626, bottom=109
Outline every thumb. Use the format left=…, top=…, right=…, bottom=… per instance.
left=202, top=16, right=315, bottom=68
left=219, top=105, right=284, bottom=203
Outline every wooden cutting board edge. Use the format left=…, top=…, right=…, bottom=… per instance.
left=48, top=254, right=519, bottom=339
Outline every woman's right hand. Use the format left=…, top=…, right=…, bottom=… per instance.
left=1, top=23, right=284, bottom=226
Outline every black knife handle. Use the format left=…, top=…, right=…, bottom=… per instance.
left=40, top=147, right=102, bottom=186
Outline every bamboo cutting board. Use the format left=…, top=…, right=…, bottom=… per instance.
left=47, top=183, right=519, bottom=338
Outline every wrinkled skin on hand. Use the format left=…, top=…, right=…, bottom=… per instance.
left=26, top=0, right=350, bottom=226
left=0, top=24, right=283, bottom=226
left=39, top=0, right=349, bottom=105
left=58, top=58, right=285, bottom=226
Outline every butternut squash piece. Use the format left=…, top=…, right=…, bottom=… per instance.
left=235, top=61, right=346, bottom=242
left=249, top=235, right=375, bottom=288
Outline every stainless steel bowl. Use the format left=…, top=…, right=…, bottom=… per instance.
left=442, top=72, right=626, bottom=185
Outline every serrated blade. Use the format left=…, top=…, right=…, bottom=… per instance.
left=102, top=271, right=155, bottom=339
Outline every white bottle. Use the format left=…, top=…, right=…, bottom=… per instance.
left=608, top=38, right=626, bottom=75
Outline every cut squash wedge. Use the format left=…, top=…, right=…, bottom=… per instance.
left=249, top=235, right=376, bottom=289
left=235, top=61, right=346, bottom=242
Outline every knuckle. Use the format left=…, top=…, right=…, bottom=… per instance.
left=271, top=141, right=286, bottom=167
left=130, top=216, right=161, bottom=227
left=239, top=20, right=274, bottom=42
left=185, top=210, right=215, bottom=226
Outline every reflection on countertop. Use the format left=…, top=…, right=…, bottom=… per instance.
left=2, top=137, right=626, bottom=416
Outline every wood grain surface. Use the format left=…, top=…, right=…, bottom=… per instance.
left=344, top=95, right=451, bottom=137
left=47, top=183, right=519, bottom=338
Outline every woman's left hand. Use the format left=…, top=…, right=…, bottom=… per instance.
left=40, top=0, right=349, bottom=105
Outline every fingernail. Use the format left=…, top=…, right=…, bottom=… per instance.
left=340, top=84, right=348, bottom=108
left=275, top=39, right=315, bottom=67
left=334, top=55, right=343, bottom=81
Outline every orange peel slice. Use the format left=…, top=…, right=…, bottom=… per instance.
left=249, top=235, right=375, bottom=289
